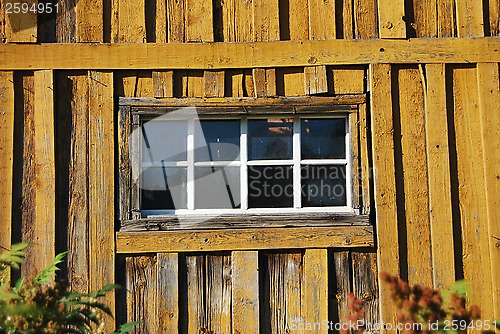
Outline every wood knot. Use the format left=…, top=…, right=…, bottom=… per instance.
left=308, top=56, right=317, bottom=64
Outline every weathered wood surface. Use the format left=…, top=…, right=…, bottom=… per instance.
left=352, top=251, right=379, bottom=330
left=333, top=251, right=351, bottom=326
left=302, top=249, right=328, bottom=333
left=3, top=38, right=500, bottom=70
left=377, top=0, right=406, bottom=38
left=117, top=226, right=374, bottom=253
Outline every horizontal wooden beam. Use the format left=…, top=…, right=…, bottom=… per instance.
left=1, top=38, right=500, bottom=70
left=116, top=225, right=374, bottom=253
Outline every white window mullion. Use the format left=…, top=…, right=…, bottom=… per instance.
left=293, top=118, right=301, bottom=209
left=187, top=118, right=195, bottom=210
left=241, top=117, right=248, bottom=210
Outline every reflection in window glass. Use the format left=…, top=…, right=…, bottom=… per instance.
left=142, top=120, right=188, bottom=162
left=301, top=165, right=346, bottom=207
left=195, top=120, right=240, bottom=161
left=301, top=118, right=346, bottom=159
left=141, top=167, right=187, bottom=210
left=248, top=166, right=293, bottom=208
left=195, top=167, right=241, bottom=209
left=248, top=119, right=293, bottom=160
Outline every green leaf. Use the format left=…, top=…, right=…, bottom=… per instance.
left=113, top=321, right=140, bottom=334
left=13, top=277, right=24, bottom=292
left=33, top=251, right=67, bottom=284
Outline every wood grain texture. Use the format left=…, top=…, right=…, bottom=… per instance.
left=156, top=0, right=168, bottom=43
left=358, top=103, right=371, bottom=214
left=476, top=62, right=500, bottom=319
left=116, top=0, right=146, bottom=42
left=301, top=249, right=328, bottom=334
left=452, top=65, right=494, bottom=319
left=413, top=0, right=438, bottom=37
left=456, top=0, right=484, bottom=37
left=304, top=65, right=327, bottom=95
left=186, top=0, right=214, bottom=42
left=333, top=251, right=351, bottom=325
left=204, top=70, right=225, bottom=98
left=397, top=67, right=433, bottom=287
left=0, top=71, right=14, bottom=252
left=33, top=70, right=56, bottom=276
left=3, top=0, right=37, bottom=42
left=206, top=254, right=232, bottom=334
left=308, top=0, right=336, bottom=40
left=3, top=39, right=500, bottom=70
left=331, top=65, right=365, bottom=94
left=370, top=64, right=400, bottom=327
left=437, top=0, right=456, bottom=37
left=352, top=252, right=379, bottom=329
left=350, top=111, right=361, bottom=210
left=232, top=251, right=260, bottom=334
left=76, top=0, right=103, bottom=42
left=88, top=71, right=115, bottom=332
left=126, top=255, right=158, bottom=333
left=354, top=0, right=378, bottom=38
left=377, top=0, right=406, bottom=38
left=489, top=0, right=500, bottom=36
left=56, top=0, right=76, bottom=42
left=153, top=71, right=174, bottom=98
left=167, top=0, right=186, bottom=42
left=157, top=253, right=179, bottom=333
left=186, top=255, right=206, bottom=334
left=339, top=0, right=355, bottom=39
left=117, top=226, right=374, bottom=253
left=289, top=0, right=309, bottom=40
left=424, top=63, right=455, bottom=289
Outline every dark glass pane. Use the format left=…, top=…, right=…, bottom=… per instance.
left=248, top=119, right=293, bottom=160
left=248, top=166, right=293, bottom=208
left=142, top=120, right=188, bottom=162
left=141, top=167, right=187, bottom=210
left=195, top=167, right=240, bottom=209
left=195, top=120, right=240, bottom=161
left=301, top=165, right=347, bottom=207
left=301, top=118, right=346, bottom=159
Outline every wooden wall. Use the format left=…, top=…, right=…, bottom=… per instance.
left=0, top=0, right=499, bottom=333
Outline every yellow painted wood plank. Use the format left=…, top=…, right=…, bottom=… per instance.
left=153, top=71, right=174, bottom=98
left=369, top=63, right=400, bottom=328
left=424, top=63, right=455, bottom=290
left=76, top=0, right=103, bottom=42
left=284, top=253, right=302, bottom=334
left=377, top=0, right=406, bottom=38
left=331, top=65, right=365, bottom=94
left=489, top=0, right=500, bottom=36
left=354, top=0, right=378, bottom=38
left=358, top=103, right=371, bottom=214
left=186, top=0, right=214, bottom=42
left=117, top=225, right=374, bottom=253
left=206, top=254, right=232, bottom=334
left=156, top=0, right=168, bottom=43
left=88, top=71, right=115, bottom=333
left=204, top=70, right=225, bottom=98
left=398, top=67, right=433, bottom=287
left=289, top=0, right=309, bottom=40
left=0, top=71, right=14, bottom=252
left=232, top=251, right=259, bottom=334
left=477, top=62, right=500, bottom=319
left=187, top=255, right=205, bottom=334
left=456, top=0, right=484, bottom=37
left=308, top=0, right=335, bottom=40
left=116, top=0, right=146, bottom=42
left=437, top=0, right=455, bottom=37
left=3, top=39, right=500, bottom=70
left=167, top=0, right=186, bottom=42
left=304, top=65, right=327, bottom=95
left=340, top=0, right=354, bottom=39
left=413, top=0, right=438, bottom=37
left=452, top=65, right=494, bottom=319
left=33, top=70, right=55, bottom=275
left=157, top=253, right=179, bottom=333
left=302, top=249, right=328, bottom=334
left=253, top=0, right=279, bottom=41
left=3, top=0, right=37, bottom=42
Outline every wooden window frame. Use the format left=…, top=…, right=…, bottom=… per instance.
left=117, top=95, right=374, bottom=252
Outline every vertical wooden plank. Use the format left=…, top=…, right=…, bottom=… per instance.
left=187, top=255, right=206, bottom=334
left=331, top=65, right=365, bottom=94
left=67, top=74, right=90, bottom=294
left=377, top=0, right=406, bottom=38
left=167, top=0, right=186, bottom=42
left=157, top=253, right=179, bottom=333
left=398, top=67, right=433, bottom=287
left=350, top=110, right=361, bottom=211
left=425, top=63, right=455, bottom=289
left=477, top=63, right=500, bottom=319
left=284, top=253, right=302, bottom=334
left=452, top=65, right=494, bottom=319
left=354, top=0, right=378, bottom=38
left=4, top=0, right=37, bottom=42
left=88, top=71, right=115, bottom=332
left=289, top=0, right=309, bottom=40
left=489, top=0, right=500, bottom=36
left=0, top=1, right=5, bottom=42
left=352, top=252, right=379, bottom=329
left=253, top=68, right=276, bottom=98
left=340, top=0, right=354, bottom=39
left=116, top=0, right=146, bottom=42
left=0, top=72, right=14, bottom=252
left=456, top=0, right=484, bottom=37
left=127, top=256, right=158, bottom=333
left=232, top=251, right=260, bottom=334
left=300, top=249, right=328, bottom=331
left=204, top=70, right=225, bottom=98
left=56, top=0, right=77, bottom=42
left=413, top=0, right=438, bottom=37
left=308, top=0, right=336, bottom=40
left=76, top=0, right=104, bottom=41
left=304, top=66, right=328, bottom=95
left=370, top=63, right=400, bottom=327
left=153, top=71, right=174, bottom=98
left=156, top=0, right=168, bottom=43
left=206, top=254, right=232, bottom=334
left=358, top=103, right=371, bottom=215
left=333, top=251, right=351, bottom=325
left=437, top=0, right=455, bottom=37
left=186, top=0, right=214, bottom=42
left=33, top=70, right=55, bottom=275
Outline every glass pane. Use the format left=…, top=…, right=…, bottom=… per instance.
left=248, top=166, right=293, bottom=208
left=141, top=167, right=187, bottom=210
left=195, top=167, right=240, bottom=209
left=301, top=118, right=346, bottom=159
left=248, top=119, right=293, bottom=160
left=195, top=120, right=240, bottom=161
left=142, top=120, right=188, bottom=162
left=301, top=165, right=347, bottom=207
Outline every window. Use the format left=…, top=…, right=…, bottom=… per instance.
left=138, top=114, right=351, bottom=217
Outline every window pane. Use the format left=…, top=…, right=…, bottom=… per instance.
left=195, top=167, right=240, bottom=209
left=142, top=120, right=188, bottom=162
left=141, top=167, right=187, bottom=210
left=301, top=118, right=346, bottom=159
left=301, top=165, right=347, bottom=207
left=195, top=120, right=240, bottom=161
left=248, top=119, right=293, bottom=160
left=248, top=166, right=293, bottom=208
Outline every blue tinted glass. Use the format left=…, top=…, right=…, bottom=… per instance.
left=301, top=118, right=346, bottom=159
left=248, top=119, right=293, bottom=160
left=195, top=120, right=240, bottom=161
